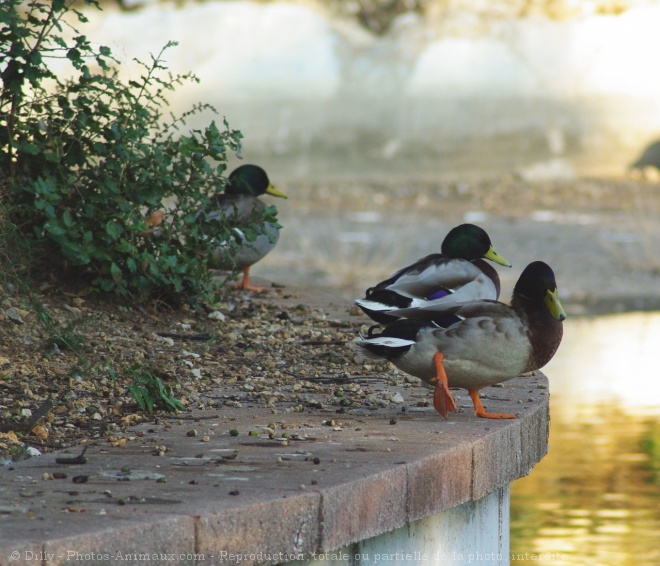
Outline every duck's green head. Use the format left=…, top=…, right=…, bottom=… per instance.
left=514, top=261, right=567, bottom=321
left=225, top=164, right=287, bottom=199
left=441, top=224, right=511, bottom=267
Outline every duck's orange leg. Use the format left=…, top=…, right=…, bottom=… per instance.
left=431, top=352, right=457, bottom=419
left=468, top=389, right=517, bottom=419
left=235, top=267, right=266, bottom=292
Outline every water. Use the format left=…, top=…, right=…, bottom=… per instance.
left=510, top=313, right=660, bottom=566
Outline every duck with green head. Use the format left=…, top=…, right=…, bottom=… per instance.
left=200, top=164, right=287, bottom=291
left=356, top=261, right=566, bottom=419
left=356, top=224, right=511, bottom=323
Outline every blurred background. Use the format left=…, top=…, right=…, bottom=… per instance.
left=85, top=0, right=660, bottom=182
left=77, top=1, right=659, bottom=563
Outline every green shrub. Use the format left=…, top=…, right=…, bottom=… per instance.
left=127, top=364, right=184, bottom=414
left=0, top=0, right=247, bottom=304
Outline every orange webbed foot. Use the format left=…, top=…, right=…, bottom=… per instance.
left=431, top=352, right=457, bottom=419
left=235, top=268, right=266, bottom=292
left=468, top=389, right=517, bottom=419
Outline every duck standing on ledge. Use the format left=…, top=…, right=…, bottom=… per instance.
left=199, top=164, right=287, bottom=291
left=355, top=224, right=511, bottom=324
left=356, top=261, right=566, bottom=419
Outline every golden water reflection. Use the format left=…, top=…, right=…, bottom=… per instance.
left=511, top=313, right=660, bottom=565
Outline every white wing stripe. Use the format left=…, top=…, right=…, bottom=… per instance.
left=359, top=337, right=416, bottom=348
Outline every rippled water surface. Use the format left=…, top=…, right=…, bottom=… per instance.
left=510, top=313, right=660, bottom=566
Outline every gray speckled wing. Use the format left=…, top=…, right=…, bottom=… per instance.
left=204, top=195, right=280, bottom=270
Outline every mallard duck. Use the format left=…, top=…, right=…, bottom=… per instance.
left=200, top=164, right=287, bottom=291
left=356, top=261, right=566, bottom=419
left=355, top=224, right=511, bottom=323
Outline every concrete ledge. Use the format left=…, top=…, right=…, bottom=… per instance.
left=298, top=487, right=511, bottom=566
left=0, top=371, right=548, bottom=566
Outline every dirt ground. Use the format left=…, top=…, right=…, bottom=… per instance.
left=1, top=175, right=659, bottom=458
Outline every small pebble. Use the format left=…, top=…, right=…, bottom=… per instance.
left=5, top=307, right=24, bottom=325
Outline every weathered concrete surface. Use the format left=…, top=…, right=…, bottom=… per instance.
left=0, top=281, right=550, bottom=565
left=1, top=386, right=548, bottom=565
left=297, top=487, right=510, bottom=566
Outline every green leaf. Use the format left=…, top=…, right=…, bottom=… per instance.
left=243, top=227, right=258, bottom=242
left=66, top=47, right=81, bottom=62
left=62, top=242, right=91, bottom=265
left=105, top=220, right=123, bottom=241
left=16, top=141, right=41, bottom=155
left=62, top=209, right=73, bottom=229
left=128, top=385, right=149, bottom=413
left=97, top=279, right=115, bottom=292
left=110, top=262, right=122, bottom=278
left=44, top=221, right=66, bottom=237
